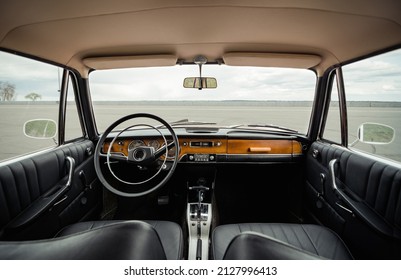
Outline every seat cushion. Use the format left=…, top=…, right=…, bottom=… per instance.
left=212, top=223, right=353, bottom=260
left=56, top=220, right=183, bottom=260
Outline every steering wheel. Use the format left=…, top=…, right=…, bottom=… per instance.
left=94, top=113, right=179, bottom=197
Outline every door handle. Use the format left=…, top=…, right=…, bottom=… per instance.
left=329, top=158, right=339, bottom=191
left=66, top=156, right=75, bottom=188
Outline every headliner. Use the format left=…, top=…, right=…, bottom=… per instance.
left=1, top=0, right=401, bottom=76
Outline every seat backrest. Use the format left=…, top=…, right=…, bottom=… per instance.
left=0, top=221, right=167, bottom=259
left=223, top=232, right=323, bottom=260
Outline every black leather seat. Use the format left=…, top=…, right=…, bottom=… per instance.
left=0, top=220, right=183, bottom=260
left=212, top=223, right=353, bottom=260
left=56, top=220, right=183, bottom=260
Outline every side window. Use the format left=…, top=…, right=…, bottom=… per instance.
left=322, top=73, right=342, bottom=143
left=0, top=51, right=60, bottom=161
left=65, top=75, right=84, bottom=141
left=343, top=49, right=401, bottom=162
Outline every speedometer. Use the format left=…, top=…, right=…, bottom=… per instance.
left=128, top=140, right=145, bottom=150
left=148, top=140, right=160, bottom=150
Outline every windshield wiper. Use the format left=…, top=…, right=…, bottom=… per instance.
left=245, top=124, right=298, bottom=133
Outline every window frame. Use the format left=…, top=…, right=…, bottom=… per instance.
left=63, top=71, right=87, bottom=143
left=319, top=46, right=401, bottom=164
left=0, top=49, right=88, bottom=162
left=319, top=67, right=348, bottom=146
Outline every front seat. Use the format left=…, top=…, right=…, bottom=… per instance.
left=0, top=220, right=183, bottom=260
left=212, top=223, right=353, bottom=260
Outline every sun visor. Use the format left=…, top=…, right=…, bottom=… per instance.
left=83, top=54, right=177, bottom=70
left=223, top=52, right=321, bottom=69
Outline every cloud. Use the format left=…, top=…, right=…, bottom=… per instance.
left=0, top=52, right=61, bottom=100
left=89, top=65, right=317, bottom=101
left=342, top=49, right=401, bottom=101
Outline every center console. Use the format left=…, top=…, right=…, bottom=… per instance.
left=187, top=177, right=213, bottom=260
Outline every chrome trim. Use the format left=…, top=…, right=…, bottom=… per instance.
left=227, top=153, right=296, bottom=157
left=66, top=156, right=75, bottom=188
left=329, top=158, right=339, bottom=191
left=53, top=195, right=68, bottom=207
left=335, top=201, right=353, bottom=214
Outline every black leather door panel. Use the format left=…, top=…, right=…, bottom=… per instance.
left=305, top=141, right=401, bottom=259
left=0, top=140, right=102, bottom=240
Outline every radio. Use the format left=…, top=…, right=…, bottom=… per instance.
left=190, top=141, right=209, bottom=147
left=188, top=154, right=216, bottom=162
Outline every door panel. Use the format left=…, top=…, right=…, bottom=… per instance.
left=305, top=141, right=401, bottom=259
left=0, top=140, right=102, bottom=240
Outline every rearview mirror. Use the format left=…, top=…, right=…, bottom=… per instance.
left=183, top=77, right=217, bottom=90
left=357, top=122, right=395, bottom=145
left=24, top=119, right=57, bottom=139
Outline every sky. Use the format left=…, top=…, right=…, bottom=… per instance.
left=1, top=49, right=401, bottom=102
left=88, top=65, right=317, bottom=102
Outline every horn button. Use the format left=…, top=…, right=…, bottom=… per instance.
left=128, top=146, right=155, bottom=164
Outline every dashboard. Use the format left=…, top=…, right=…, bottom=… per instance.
left=101, top=128, right=304, bottom=163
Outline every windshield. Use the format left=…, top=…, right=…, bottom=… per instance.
left=89, top=65, right=316, bottom=133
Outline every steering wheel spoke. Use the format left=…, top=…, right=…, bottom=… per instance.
left=154, top=141, right=175, bottom=159
left=100, top=152, right=128, bottom=161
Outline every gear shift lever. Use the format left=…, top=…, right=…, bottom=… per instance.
left=188, top=185, right=209, bottom=219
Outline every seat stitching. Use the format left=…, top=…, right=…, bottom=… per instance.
left=289, top=225, right=305, bottom=250
left=237, top=223, right=243, bottom=234
left=366, top=162, right=381, bottom=207
left=385, top=169, right=399, bottom=223
left=374, top=166, right=395, bottom=215
left=8, top=166, right=22, bottom=214
left=20, top=161, right=32, bottom=203
left=269, top=224, right=278, bottom=239
left=278, top=224, right=291, bottom=244
left=362, top=161, right=374, bottom=199
left=0, top=175, right=11, bottom=225
left=300, top=225, right=319, bottom=255
left=374, top=165, right=387, bottom=211
left=257, top=223, right=263, bottom=237
left=30, top=158, right=40, bottom=197
left=152, top=220, right=159, bottom=230
left=31, top=158, right=45, bottom=195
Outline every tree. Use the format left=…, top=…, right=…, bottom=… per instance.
left=25, top=92, right=42, bottom=101
left=0, top=81, right=16, bottom=101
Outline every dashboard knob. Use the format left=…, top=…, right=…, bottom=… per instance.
left=209, top=155, right=215, bottom=161
left=189, top=155, right=194, bottom=161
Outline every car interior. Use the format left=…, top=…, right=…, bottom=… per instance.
left=0, top=0, right=401, bottom=260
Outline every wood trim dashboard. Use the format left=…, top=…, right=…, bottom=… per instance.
left=102, top=137, right=303, bottom=162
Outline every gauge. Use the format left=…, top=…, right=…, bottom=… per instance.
left=158, top=140, right=180, bottom=160
left=128, top=139, right=145, bottom=150
left=168, top=146, right=176, bottom=158
left=167, top=141, right=180, bottom=158
left=148, top=140, right=160, bottom=150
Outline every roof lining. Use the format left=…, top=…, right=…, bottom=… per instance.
left=2, top=1, right=401, bottom=76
